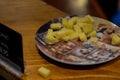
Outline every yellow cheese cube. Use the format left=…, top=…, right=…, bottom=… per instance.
left=38, top=67, right=51, bottom=78
left=82, top=24, right=93, bottom=34
left=77, top=15, right=94, bottom=24
left=69, top=32, right=79, bottom=40
left=67, top=21, right=74, bottom=29
left=87, top=30, right=97, bottom=37
left=45, top=29, right=59, bottom=43
left=68, top=17, right=79, bottom=24
left=62, top=18, right=68, bottom=28
left=66, top=17, right=78, bottom=29
left=55, top=29, right=74, bottom=39
left=79, top=32, right=87, bottom=41
left=47, top=29, right=53, bottom=34
left=50, top=23, right=62, bottom=30
left=89, top=37, right=98, bottom=42
left=45, top=35, right=59, bottom=43
left=73, top=24, right=82, bottom=33
left=61, top=36, right=70, bottom=41
left=84, top=15, right=94, bottom=23
left=111, top=33, right=120, bottom=45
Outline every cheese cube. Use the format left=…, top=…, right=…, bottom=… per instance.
left=45, top=29, right=59, bottom=43
left=38, top=67, right=51, bottom=78
left=79, top=32, right=87, bottom=41
left=87, top=30, right=97, bottom=37
left=82, top=24, right=93, bottom=34
left=89, top=37, right=98, bottom=42
left=50, top=23, right=62, bottom=30
left=111, top=33, right=120, bottom=45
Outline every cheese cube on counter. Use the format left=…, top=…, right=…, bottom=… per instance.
left=38, top=67, right=51, bottom=78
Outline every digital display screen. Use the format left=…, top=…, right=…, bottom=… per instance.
left=0, top=23, right=24, bottom=73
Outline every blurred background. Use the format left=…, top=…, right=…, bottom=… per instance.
left=43, top=0, right=120, bottom=26
left=97, top=0, right=120, bottom=26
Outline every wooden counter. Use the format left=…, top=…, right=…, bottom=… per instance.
left=0, top=0, right=120, bottom=80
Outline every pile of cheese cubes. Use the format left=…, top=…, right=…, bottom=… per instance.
left=45, top=15, right=97, bottom=43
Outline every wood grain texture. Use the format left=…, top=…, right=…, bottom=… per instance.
left=0, top=0, right=120, bottom=80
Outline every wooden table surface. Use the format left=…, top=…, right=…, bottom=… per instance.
left=0, top=0, right=120, bottom=80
